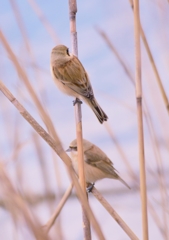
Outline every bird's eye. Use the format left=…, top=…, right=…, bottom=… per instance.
left=66, top=48, right=70, bottom=56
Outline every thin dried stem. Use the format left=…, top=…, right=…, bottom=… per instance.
left=133, top=1, right=149, bottom=239
left=104, top=122, right=138, bottom=182
left=140, top=26, right=169, bottom=114
left=143, top=108, right=169, bottom=240
left=44, top=183, right=73, bottom=233
left=148, top=200, right=164, bottom=237
left=129, top=1, right=169, bottom=235
left=0, top=81, right=105, bottom=240
left=68, top=0, right=91, bottom=239
left=105, top=121, right=165, bottom=238
left=0, top=30, right=57, bottom=141
left=0, top=163, right=49, bottom=240
left=0, top=192, right=55, bottom=208
left=105, top=120, right=164, bottom=238
left=50, top=154, right=64, bottom=238
left=32, top=132, right=64, bottom=237
left=9, top=0, right=31, bottom=53
left=9, top=0, right=43, bottom=96
left=33, top=134, right=52, bottom=198
left=27, top=0, right=60, bottom=43
left=97, top=28, right=168, bottom=237
left=95, top=27, right=135, bottom=86
left=91, top=187, right=139, bottom=240
left=129, top=1, right=169, bottom=114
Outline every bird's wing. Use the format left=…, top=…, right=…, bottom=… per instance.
left=84, top=145, right=118, bottom=177
left=52, top=56, right=94, bottom=99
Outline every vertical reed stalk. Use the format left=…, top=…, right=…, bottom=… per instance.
left=129, top=0, right=169, bottom=114
left=140, top=26, right=169, bottom=114
left=133, top=1, right=149, bottom=240
left=68, top=1, right=91, bottom=239
left=96, top=27, right=168, bottom=237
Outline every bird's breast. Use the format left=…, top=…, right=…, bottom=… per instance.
left=70, top=152, right=107, bottom=183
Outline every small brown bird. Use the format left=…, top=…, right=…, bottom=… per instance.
left=66, top=139, right=130, bottom=189
left=50, top=45, right=108, bottom=124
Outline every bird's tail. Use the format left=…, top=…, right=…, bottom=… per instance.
left=86, top=98, right=108, bottom=124
left=118, top=177, right=131, bottom=189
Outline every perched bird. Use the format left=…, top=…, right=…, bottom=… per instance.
left=66, top=139, right=130, bottom=190
left=50, top=45, right=108, bottom=124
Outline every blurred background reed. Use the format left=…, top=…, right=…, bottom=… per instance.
left=0, top=0, right=169, bottom=239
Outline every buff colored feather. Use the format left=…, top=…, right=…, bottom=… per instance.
left=67, top=139, right=130, bottom=189
left=50, top=45, right=108, bottom=123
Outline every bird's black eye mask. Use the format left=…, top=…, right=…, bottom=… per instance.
left=66, top=146, right=77, bottom=152
left=71, top=146, right=77, bottom=151
left=67, top=48, right=70, bottom=56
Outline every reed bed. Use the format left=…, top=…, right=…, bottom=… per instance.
left=0, top=1, right=168, bottom=239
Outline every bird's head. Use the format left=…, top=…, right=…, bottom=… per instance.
left=66, top=139, right=93, bottom=153
left=51, top=45, right=71, bottom=63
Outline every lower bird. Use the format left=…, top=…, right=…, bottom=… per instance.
left=66, top=139, right=130, bottom=190
left=50, top=45, right=108, bottom=124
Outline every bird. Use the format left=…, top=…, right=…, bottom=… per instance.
left=66, top=139, right=130, bottom=190
left=50, top=45, right=108, bottom=124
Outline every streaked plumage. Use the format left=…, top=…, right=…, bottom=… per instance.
left=50, top=45, right=108, bottom=124
left=66, top=139, right=130, bottom=189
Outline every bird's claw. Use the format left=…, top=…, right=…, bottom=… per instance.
left=73, top=98, right=82, bottom=106
left=86, top=183, right=95, bottom=193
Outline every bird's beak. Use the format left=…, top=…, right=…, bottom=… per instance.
left=66, top=148, right=71, bottom=152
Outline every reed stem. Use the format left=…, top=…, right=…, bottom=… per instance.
left=91, top=187, right=139, bottom=240
left=68, top=1, right=91, bottom=239
left=133, top=1, right=149, bottom=239
left=0, top=81, right=105, bottom=240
